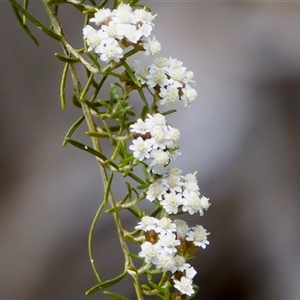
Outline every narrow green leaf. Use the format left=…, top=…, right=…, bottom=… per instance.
left=110, top=142, right=121, bottom=160
left=85, top=131, right=109, bottom=138
left=66, top=138, right=107, bottom=161
left=118, top=156, right=134, bottom=165
left=103, top=172, right=114, bottom=207
left=162, top=109, right=177, bottom=116
left=127, top=204, right=144, bottom=218
left=10, top=0, right=63, bottom=41
left=102, top=119, right=115, bottom=145
left=10, top=4, right=39, bottom=46
left=81, top=99, right=99, bottom=114
left=103, top=291, right=129, bottom=300
left=62, top=116, right=84, bottom=147
left=55, top=53, right=80, bottom=63
left=85, top=270, right=127, bottom=295
left=60, top=63, right=69, bottom=110
left=122, top=60, right=141, bottom=88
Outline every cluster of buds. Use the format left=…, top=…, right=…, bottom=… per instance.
left=83, top=3, right=161, bottom=62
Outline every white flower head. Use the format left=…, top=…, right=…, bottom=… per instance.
left=146, top=182, right=166, bottom=202
left=135, top=215, right=158, bottom=231
left=146, top=65, right=170, bottom=88
left=112, top=3, right=134, bottom=24
left=146, top=113, right=167, bottom=128
left=144, top=36, right=161, bottom=58
left=157, top=232, right=180, bottom=255
left=155, top=217, right=176, bottom=235
left=173, top=276, right=194, bottom=296
left=90, top=8, right=111, bottom=25
left=186, top=225, right=210, bottom=249
left=83, top=25, right=102, bottom=52
left=185, top=266, right=197, bottom=280
left=182, top=192, right=202, bottom=215
left=159, top=85, right=180, bottom=107
left=123, top=24, right=143, bottom=44
left=129, top=136, right=154, bottom=161
left=99, top=39, right=123, bottom=62
left=150, top=126, right=170, bottom=150
left=147, top=149, right=170, bottom=174
left=160, top=192, right=182, bottom=215
left=174, top=219, right=190, bottom=239
left=139, top=241, right=161, bottom=264
left=154, top=251, right=176, bottom=273
left=134, top=9, right=155, bottom=24
left=181, top=85, right=198, bottom=107
left=161, top=174, right=183, bottom=193
left=130, top=118, right=151, bottom=134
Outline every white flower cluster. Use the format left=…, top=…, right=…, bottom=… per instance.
left=146, top=167, right=210, bottom=216
left=132, top=57, right=198, bottom=107
left=129, top=113, right=181, bottom=175
left=83, top=3, right=161, bottom=62
left=135, top=216, right=210, bottom=296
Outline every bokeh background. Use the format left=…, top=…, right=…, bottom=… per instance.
left=1, top=1, right=300, bottom=299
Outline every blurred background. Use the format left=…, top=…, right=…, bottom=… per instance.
left=1, top=1, right=300, bottom=299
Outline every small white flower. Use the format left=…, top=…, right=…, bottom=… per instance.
left=90, top=8, right=111, bottom=25
left=157, top=232, right=180, bottom=255
left=160, top=192, right=182, bottom=214
left=154, top=251, right=176, bottom=272
left=101, top=22, right=124, bottom=40
left=159, top=85, right=179, bottom=107
left=172, top=255, right=191, bottom=273
left=112, top=3, right=134, bottom=24
left=144, top=36, right=161, bottom=58
left=168, top=57, right=183, bottom=69
left=150, top=126, right=170, bottom=150
left=182, top=191, right=202, bottom=215
left=174, top=219, right=190, bottom=239
left=147, top=149, right=170, bottom=174
left=155, top=217, right=176, bottom=235
left=139, top=23, right=153, bottom=37
left=161, top=174, right=183, bottom=193
left=145, top=113, right=167, bottom=128
left=123, top=24, right=143, bottom=44
left=134, top=9, right=155, bottom=24
left=181, top=85, right=198, bottom=107
left=167, top=66, right=186, bottom=88
left=146, top=65, right=170, bottom=88
left=185, top=266, right=197, bottom=280
left=167, top=127, right=181, bottom=147
left=165, top=167, right=183, bottom=176
left=146, top=182, right=166, bottom=202
left=183, top=70, right=196, bottom=85
left=129, top=136, right=154, bottom=161
left=83, top=25, right=102, bottom=52
left=139, top=241, right=161, bottom=264
left=99, top=39, right=123, bottom=62
left=135, top=216, right=158, bottom=231
left=129, top=118, right=151, bottom=134
left=154, top=57, right=169, bottom=69
left=173, top=276, right=194, bottom=296
left=186, top=225, right=210, bottom=249
left=184, top=181, right=200, bottom=194
left=199, top=196, right=211, bottom=212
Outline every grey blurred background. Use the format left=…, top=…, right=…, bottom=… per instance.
left=1, top=1, right=300, bottom=299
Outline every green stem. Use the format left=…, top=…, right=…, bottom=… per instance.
left=43, top=2, right=144, bottom=298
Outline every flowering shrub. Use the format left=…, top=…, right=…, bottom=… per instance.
left=10, top=0, right=210, bottom=299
